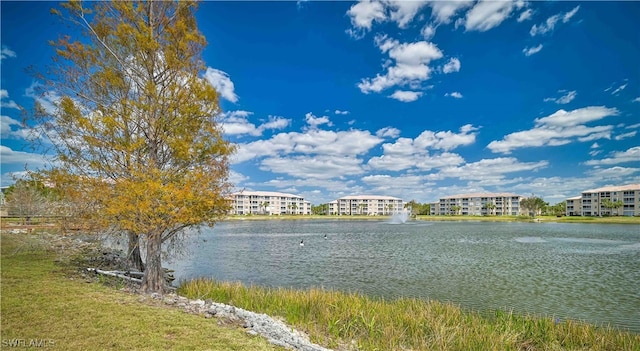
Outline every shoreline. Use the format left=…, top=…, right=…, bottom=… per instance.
left=222, top=214, right=640, bottom=225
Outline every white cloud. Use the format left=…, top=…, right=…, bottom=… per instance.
left=386, top=0, right=430, bottom=29
left=563, top=5, right=580, bottom=23
left=544, top=90, right=577, bottom=104
left=380, top=124, right=478, bottom=155
left=530, top=15, right=560, bottom=36
left=428, top=0, right=474, bottom=24
left=358, top=35, right=443, bottom=96
left=445, top=92, right=463, bottom=99
left=633, top=97, right=640, bottom=103
left=438, top=157, right=549, bottom=181
left=523, top=44, right=543, bottom=56
left=1, top=116, right=23, bottom=139
left=375, top=126, right=401, bottom=138
left=233, top=129, right=383, bottom=164
left=517, top=9, right=533, bottom=22
left=260, top=155, right=365, bottom=180
left=1, top=46, right=16, bottom=60
left=442, top=57, right=461, bottom=73
left=334, top=110, right=350, bottom=115
left=389, top=90, right=422, bottom=102
left=462, top=0, right=523, bottom=32
left=204, top=67, right=238, bottom=103
left=614, top=131, right=637, bottom=141
left=530, top=6, right=579, bottom=37
left=346, top=0, right=386, bottom=37
left=610, top=83, right=627, bottom=95
left=221, top=110, right=290, bottom=137
left=421, top=24, right=436, bottom=40
left=0, top=89, right=20, bottom=110
left=587, top=166, right=640, bottom=179
left=261, top=116, right=291, bottom=131
left=0, top=145, right=49, bottom=167
left=368, top=151, right=464, bottom=172
left=304, top=112, right=333, bottom=129
left=584, top=146, right=640, bottom=166
left=487, top=106, right=620, bottom=154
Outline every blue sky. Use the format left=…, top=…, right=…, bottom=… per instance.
left=1, top=1, right=639, bottom=205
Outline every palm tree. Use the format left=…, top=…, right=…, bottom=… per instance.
left=261, top=201, right=269, bottom=215
left=450, top=205, right=461, bottom=215
left=291, top=203, right=298, bottom=215
left=601, top=198, right=623, bottom=216
left=483, top=202, right=496, bottom=216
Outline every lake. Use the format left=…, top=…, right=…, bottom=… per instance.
left=166, top=219, right=640, bottom=332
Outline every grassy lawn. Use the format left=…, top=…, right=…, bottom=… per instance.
left=0, top=233, right=283, bottom=351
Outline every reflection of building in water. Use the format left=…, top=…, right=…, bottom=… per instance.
left=567, top=184, right=640, bottom=217
left=430, top=193, right=525, bottom=216
left=228, top=190, right=311, bottom=215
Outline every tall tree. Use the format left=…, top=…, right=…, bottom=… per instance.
left=5, top=179, right=51, bottom=224
left=520, top=196, right=547, bottom=218
left=601, top=198, right=623, bottom=216
left=35, top=1, right=234, bottom=293
left=482, top=202, right=496, bottom=216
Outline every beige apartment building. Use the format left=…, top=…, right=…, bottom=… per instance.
left=565, top=196, right=582, bottom=216
left=228, top=190, right=311, bottom=215
left=431, top=193, right=525, bottom=216
left=328, top=195, right=405, bottom=216
left=566, top=184, right=640, bottom=216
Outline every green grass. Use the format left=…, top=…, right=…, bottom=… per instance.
left=224, top=214, right=640, bottom=225
left=0, top=233, right=283, bottom=351
left=416, top=215, right=640, bottom=225
left=179, top=278, right=640, bottom=351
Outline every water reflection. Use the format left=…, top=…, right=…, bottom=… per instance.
left=167, top=220, right=640, bottom=332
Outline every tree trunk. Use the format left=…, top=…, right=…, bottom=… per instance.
left=141, top=232, right=164, bottom=294
left=127, top=232, right=145, bottom=272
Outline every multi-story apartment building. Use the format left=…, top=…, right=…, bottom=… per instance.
left=431, top=193, right=525, bottom=216
left=565, top=196, right=582, bottom=216
left=566, top=184, right=640, bottom=216
left=328, top=195, right=405, bottom=216
left=228, top=190, right=311, bottom=215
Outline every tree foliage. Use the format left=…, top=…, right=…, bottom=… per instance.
left=546, top=201, right=566, bottom=216
left=35, top=1, right=234, bottom=292
left=520, top=196, right=547, bottom=217
left=4, top=179, right=53, bottom=224
left=601, top=198, right=623, bottom=215
left=311, top=203, right=328, bottom=215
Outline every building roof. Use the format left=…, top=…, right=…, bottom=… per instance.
left=582, top=184, right=640, bottom=193
left=566, top=196, right=582, bottom=200
left=231, top=190, right=304, bottom=199
left=336, top=195, right=403, bottom=201
left=440, top=192, right=523, bottom=199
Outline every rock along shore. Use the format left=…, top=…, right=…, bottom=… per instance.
left=147, top=292, right=333, bottom=351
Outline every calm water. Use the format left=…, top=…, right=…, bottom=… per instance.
left=166, top=220, right=640, bottom=332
